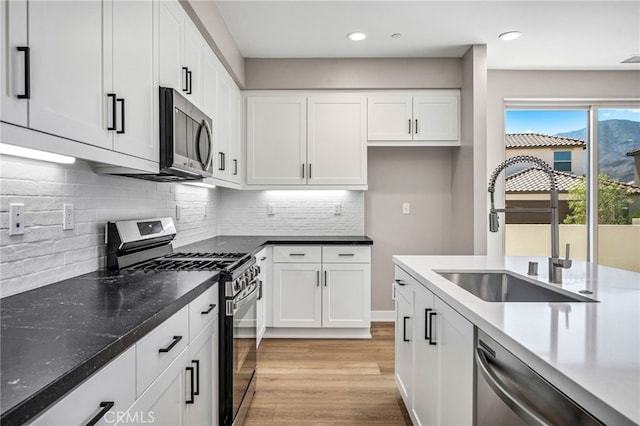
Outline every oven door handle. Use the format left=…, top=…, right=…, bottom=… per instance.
left=233, top=285, right=258, bottom=314
left=475, top=347, right=549, bottom=426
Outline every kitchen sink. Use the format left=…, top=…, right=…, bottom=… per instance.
left=435, top=271, right=596, bottom=303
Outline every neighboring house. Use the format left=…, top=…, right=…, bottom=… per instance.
left=505, top=133, right=586, bottom=175
left=627, top=148, right=640, bottom=185
left=505, top=167, right=640, bottom=224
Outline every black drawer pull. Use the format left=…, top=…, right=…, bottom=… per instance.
left=201, top=304, right=216, bottom=315
left=85, top=401, right=114, bottom=426
left=186, top=366, right=195, bottom=404
left=17, top=46, right=30, bottom=99
left=338, top=253, right=355, bottom=257
left=289, top=253, right=305, bottom=256
left=158, top=335, right=182, bottom=353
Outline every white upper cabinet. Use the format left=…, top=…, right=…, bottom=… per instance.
left=0, top=0, right=28, bottom=127
left=246, top=95, right=368, bottom=188
left=109, top=0, right=157, bottom=161
left=246, top=96, right=307, bottom=185
left=183, top=19, right=204, bottom=108
left=367, top=91, right=460, bottom=146
left=27, top=0, right=111, bottom=149
left=307, top=96, right=367, bottom=186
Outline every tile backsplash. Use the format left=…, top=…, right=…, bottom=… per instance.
left=0, top=156, right=217, bottom=297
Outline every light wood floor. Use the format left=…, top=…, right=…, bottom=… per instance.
left=244, top=323, right=412, bottom=425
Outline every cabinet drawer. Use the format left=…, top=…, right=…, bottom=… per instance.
left=30, top=347, right=136, bottom=426
left=273, top=246, right=322, bottom=263
left=323, top=246, right=370, bottom=263
left=189, top=284, right=219, bottom=342
left=395, top=266, right=416, bottom=304
left=136, top=306, right=189, bottom=396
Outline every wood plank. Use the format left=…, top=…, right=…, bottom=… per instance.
left=244, top=323, right=411, bottom=425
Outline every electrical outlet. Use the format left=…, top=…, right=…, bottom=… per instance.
left=63, top=203, right=74, bottom=230
left=333, top=203, right=342, bottom=215
left=176, top=205, right=181, bottom=220
left=9, top=203, right=25, bottom=236
left=402, top=202, right=411, bottom=215
left=267, top=203, right=275, bottom=215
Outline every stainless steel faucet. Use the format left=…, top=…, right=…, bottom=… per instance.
left=488, top=155, right=572, bottom=283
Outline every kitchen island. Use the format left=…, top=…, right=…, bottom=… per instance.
left=393, top=255, right=640, bottom=426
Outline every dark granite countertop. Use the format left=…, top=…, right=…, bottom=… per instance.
left=179, top=235, right=374, bottom=255
left=0, top=234, right=372, bottom=425
left=0, top=269, right=219, bottom=425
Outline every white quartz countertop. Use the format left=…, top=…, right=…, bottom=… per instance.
left=392, top=255, right=640, bottom=426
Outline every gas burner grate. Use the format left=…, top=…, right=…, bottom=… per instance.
left=164, top=252, right=247, bottom=260
left=129, top=258, right=237, bottom=272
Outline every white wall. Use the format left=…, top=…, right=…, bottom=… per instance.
left=0, top=156, right=217, bottom=297
left=216, top=188, right=364, bottom=235
left=487, top=70, right=640, bottom=257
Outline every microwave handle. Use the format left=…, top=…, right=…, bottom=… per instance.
left=202, top=120, right=214, bottom=172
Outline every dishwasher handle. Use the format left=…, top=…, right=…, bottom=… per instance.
left=475, top=346, right=550, bottom=426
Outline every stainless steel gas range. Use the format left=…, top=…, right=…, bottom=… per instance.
left=106, top=217, right=258, bottom=426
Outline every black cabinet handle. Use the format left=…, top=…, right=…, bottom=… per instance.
left=338, top=253, right=355, bottom=257
left=260, top=257, right=267, bottom=261
left=116, top=98, right=125, bottom=134
left=308, top=163, right=312, bottom=179
left=107, top=94, right=117, bottom=131
left=324, top=270, right=327, bottom=287
left=187, top=70, right=193, bottom=94
left=158, top=335, right=182, bottom=353
left=192, top=360, right=200, bottom=396
left=233, top=159, right=238, bottom=175
left=16, top=46, right=30, bottom=99
left=85, top=401, right=114, bottom=426
left=218, top=152, right=224, bottom=171
left=425, top=308, right=432, bottom=341
left=395, top=279, right=405, bottom=286
left=302, top=163, right=305, bottom=179
left=182, top=67, right=189, bottom=92
left=258, top=280, right=263, bottom=300
left=201, top=304, right=216, bottom=315
left=222, top=152, right=226, bottom=171
left=408, top=119, right=412, bottom=134
left=403, top=316, right=410, bottom=342
left=415, top=119, right=418, bottom=134
left=428, top=311, right=437, bottom=346
left=185, top=366, right=195, bottom=404
left=289, top=253, right=305, bottom=257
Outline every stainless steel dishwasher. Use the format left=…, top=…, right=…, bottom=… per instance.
left=475, top=329, right=603, bottom=426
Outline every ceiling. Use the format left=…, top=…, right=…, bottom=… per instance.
left=214, top=0, right=640, bottom=70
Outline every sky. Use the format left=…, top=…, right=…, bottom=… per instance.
left=505, top=109, right=640, bottom=135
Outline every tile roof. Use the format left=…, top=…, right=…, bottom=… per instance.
left=505, top=167, right=640, bottom=194
left=505, top=133, right=586, bottom=149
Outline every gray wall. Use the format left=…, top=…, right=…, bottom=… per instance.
left=486, top=70, right=640, bottom=256
left=244, top=58, right=462, bottom=89
left=365, top=147, right=454, bottom=311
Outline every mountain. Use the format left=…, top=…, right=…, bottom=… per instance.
left=556, top=119, right=640, bottom=183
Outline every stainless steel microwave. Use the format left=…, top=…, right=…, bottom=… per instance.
left=156, top=87, right=213, bottom=181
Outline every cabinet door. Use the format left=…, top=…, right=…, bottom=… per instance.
left=123, top=348, right=189, bottom=426
left=413, top=94, right=460, bottom=142
left=201, top=48, right=218, bottom=121
left=394, top=290, right=413, bottom=407
left=412, top=286, right=437, bottom=426
left=28, top=0, right=111, bottom=149
left=255, top=248, right=269, bottom=345
left=214, top=70, right=232, bottom=179
left=322, top=263, right=370, bottom=328
left=0, top=0, right=28, bottom=126
left=367, top=95, right=412, bottom=141
left=228, top=86, right=242, bottom=183
left=30, top=347, right=136, bottom=426
left=186, top=317, right=218, bottom=426
left=272, top=263, right=321, bottom=327
left=434, top=296, right=473, bottom=426
left=307, top=96, right=367, bottom=185
left=111, top=0, right=157, bottom=161
left=183, top=19, right=203, bottom=108
left=246, top=97, right=307, bottom=185
left=158, top=0, right=183, bottom=91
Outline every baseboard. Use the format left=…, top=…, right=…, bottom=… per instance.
left=372, top=310, right=395, bottom=322
left=263, top=327, right=371, bottom=339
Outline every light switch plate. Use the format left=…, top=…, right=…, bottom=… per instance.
left=267, top=203, right=275, bottom=215
left=333, top=203, right=341, bottom=215
left=402, top=203, right=411, bottom=215
left=63, top=203, right=74, bottom=230
left=9, top=203, right=25, bottom=235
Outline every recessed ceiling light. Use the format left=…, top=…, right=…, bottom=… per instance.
left=347, top=32, right=366, bottom=41
left=391, top=33, right=402, bottom=39
left=498, top=31, right=522, bottom=41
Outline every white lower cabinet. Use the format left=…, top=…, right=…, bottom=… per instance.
left=394, top=266, right=473, bottom=426
left=186, top=317, right=218, bottom=426
left=255, top=247, right=270, bottom=346
left=29, top=347, right=136, bottom=426
left=271, top=245, right=371, bottom=330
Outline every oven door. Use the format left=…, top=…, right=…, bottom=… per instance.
left=232, top=284, right=257, bottom=422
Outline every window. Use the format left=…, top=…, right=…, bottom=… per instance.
left=553, top=151, right=572, bottom=172
left=504, top=105, right=640, bottom=273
